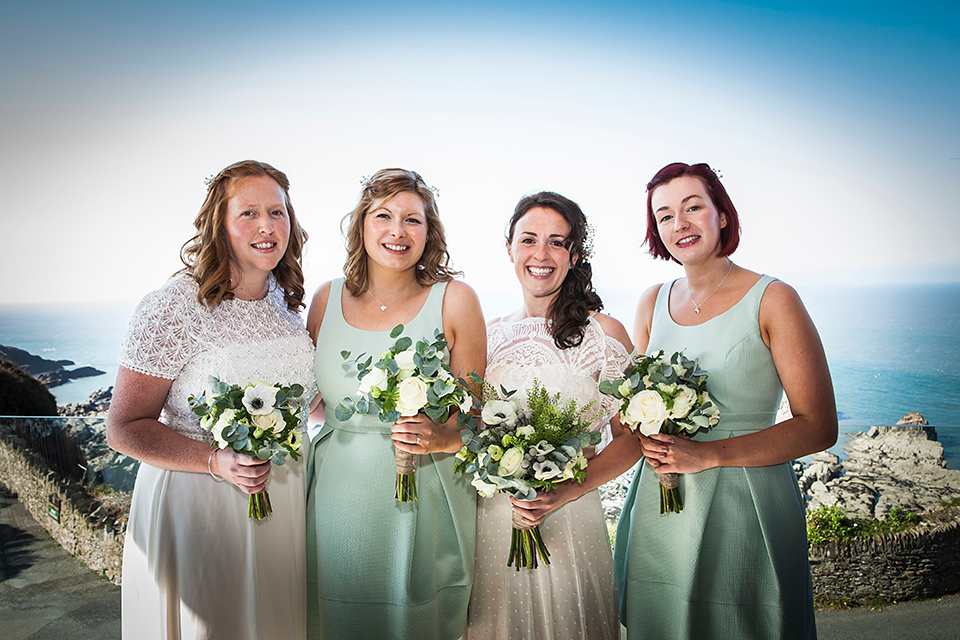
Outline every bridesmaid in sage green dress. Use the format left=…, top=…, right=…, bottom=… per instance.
left=614, top=162, right=837, bottom=640
left=304, top=168, right=486, bottom=640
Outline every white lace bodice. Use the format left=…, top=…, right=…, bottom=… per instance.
left=486, top=315, right=632, bottom=450
left=119, top=273, right=318, bottom=442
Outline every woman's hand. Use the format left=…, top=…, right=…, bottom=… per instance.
left=510, top=482, right=583, bottom=527
left=391, top=413, right=462, bottom=455
left=211, top=449, right=272, bottom=494
left=639, top=432, right=715, bottom=475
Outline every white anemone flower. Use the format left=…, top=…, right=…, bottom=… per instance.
left=242, top=383, right=279, bottom=415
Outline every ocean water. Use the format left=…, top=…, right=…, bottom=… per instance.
left=1, top=283, right=958, bottom=467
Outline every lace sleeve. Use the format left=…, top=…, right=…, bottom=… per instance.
left=118, top=276, right=205, bottom=380
left=598, top=325, right=634, bottom=419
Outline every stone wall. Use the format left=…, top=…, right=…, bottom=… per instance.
left=808, top=513, right=960, bottom=603
left=0, top=423, right=125, bottom=585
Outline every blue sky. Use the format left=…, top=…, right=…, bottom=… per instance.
left=2, top=0, right=958, bottom=320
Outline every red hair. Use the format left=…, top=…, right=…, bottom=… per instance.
left=643, top=162, right=741, bottom=263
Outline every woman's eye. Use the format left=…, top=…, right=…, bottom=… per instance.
left=659, top=214, right=672, bottom=224
left=270, top=209, right=285, bottom=217
left=242, top=210, right=256, bottom=217
left=551, top=240, right=565, bottom=248
left=686, top=205, right=701, bottom=213
left=406, top=217, right=422, bottom=225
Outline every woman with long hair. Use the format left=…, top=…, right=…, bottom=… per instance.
left=464, top=191, right=639, bottom=640
left=107, top=160, right=316, bottom=639
left=305, top=168, right=486, bottom=640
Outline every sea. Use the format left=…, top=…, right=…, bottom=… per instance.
left=2, top=282, right=959, bottom=469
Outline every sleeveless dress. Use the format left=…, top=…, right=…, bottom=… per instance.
left=305, top=278, right=476, bottom=640
left=464, top=316, right=630, bottom=640
left=613, top=275, right=816, bottom=640
left=118, top=273, right=317, bottom=640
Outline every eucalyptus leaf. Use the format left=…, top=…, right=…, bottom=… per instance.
left=390, top=324, right=404, bottom=339
left=335, top=403, right=355, bottom=422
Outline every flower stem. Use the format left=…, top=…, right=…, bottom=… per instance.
left=248, top=490, right=273, bottom=520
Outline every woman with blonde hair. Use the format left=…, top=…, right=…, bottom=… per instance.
left=108, top=159, right=317, bottom=639
left=305, top=168, right=486, bottom=640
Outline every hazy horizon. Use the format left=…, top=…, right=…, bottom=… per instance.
left=2, top=1, right=958, bottom=307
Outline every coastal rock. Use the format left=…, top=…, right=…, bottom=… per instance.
left=60, top=387, right=113, bottom=417
left=0, top=344, right=73, bottom=374
left=36, top=365, right=106, bottom=388
left=0, top=344, right=106, bottom=389
left=800, top=414, right=960, bottom=519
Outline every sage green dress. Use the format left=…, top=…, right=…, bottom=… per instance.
left=614, top=275, right=817, bottom=640
left=306, top=278, right=476, bottom=640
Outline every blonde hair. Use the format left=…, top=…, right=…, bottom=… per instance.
left=342, top=168, right=460, bottom=296
left=179, top=160, right=308, bottom=311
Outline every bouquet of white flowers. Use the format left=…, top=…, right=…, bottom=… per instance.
left=188, top=376, right=306, bottom=520
left=455, top=375, right=599, bottom=570
left=599, top=350, right=720, bottom=514
left=336, top=324, right=471, bottom=502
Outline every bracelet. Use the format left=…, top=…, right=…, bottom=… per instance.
left=208, top=448, right=226, bottom=483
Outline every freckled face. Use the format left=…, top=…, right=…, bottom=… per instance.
left=362, top=191, right=428, bottom=273
left=223, top=176, right=290, bottom=282
left=651, top=175, right=726, bottom=264
left=508, top=206, right=575, bottom=303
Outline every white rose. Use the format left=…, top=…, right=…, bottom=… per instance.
left=471, top=476, right=499, bottom=498
left=395, top=349, right=417, bottom=372
left=482, top=400, right=518, bottom=427
left=669, top=386, right=697, bottom=420
left=396, top=376, right=430, bottom=416
left=253, top=409, right=285, bottom=433
left=515, top=425, right=535, bottom=438
left=211, top=409, right=237, bottom=448
left=624, top=390, right=667, bottom=436
left=497, top=447, right=524, bottom=477
left=533, top=459, right=562, bottom=481
left=242, top=383, right=278, bottom=415
left=357, top=366, right=389, bottom=395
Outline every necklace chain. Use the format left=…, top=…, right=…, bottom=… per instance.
left=688, top=261, right=734, bottom=314
left=232, top=279, right=268, bottom=301
left=367, top=281, right=417, bottom=312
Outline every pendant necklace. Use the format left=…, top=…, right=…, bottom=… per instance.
left=232, top=279, right=268, bottom=301
left=688, top=260, right=733, bottom=314
left=367, top=281, right=417, bottom=312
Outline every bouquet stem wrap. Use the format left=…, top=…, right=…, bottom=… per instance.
left=658, top=471, right=682, bottom=514
left=508, top=509, right=550, bottom=571
left=395, top=446, right=418, bottom=502
left=248, top=489, right=273, bottom=520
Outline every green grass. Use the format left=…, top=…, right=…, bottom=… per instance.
left=806, top=505, right=920, bottom=545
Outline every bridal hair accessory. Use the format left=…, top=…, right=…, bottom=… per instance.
left=712, top=167, right=724, bottom=179
left=359, top=174, right=440, bottom=199
left=204, top=173, right=218, bottom=187
left=580, top=221, right=595, bottom=262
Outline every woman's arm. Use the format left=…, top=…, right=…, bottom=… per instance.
left=305, top=281, right=332, bottom=424
left=106, top=367, right=271, bottom=494
left=392, top=280, right=487, bottom=455
left=646, top=281, right=838, bottom=473
left=632, top=284, right=662, bottom=353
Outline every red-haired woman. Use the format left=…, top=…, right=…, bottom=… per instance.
left=108, top=160, right=316, bottom=639
left=614, top=162, right=837, bottom=639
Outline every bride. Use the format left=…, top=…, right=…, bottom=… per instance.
left=464, top=192, right=640, bottom=640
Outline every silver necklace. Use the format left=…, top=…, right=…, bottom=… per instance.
left=367, top=281, right=416, bottom=312
left=232, top=279, right=268, bottom=301
left=688, top=261, right=733, bottom=314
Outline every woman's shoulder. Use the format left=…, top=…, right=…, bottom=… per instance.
left=589, top=312, right=633, bottom=353
left=306, top=279, right=339, bottom=340
left=441, top=279, right=483, bottom=323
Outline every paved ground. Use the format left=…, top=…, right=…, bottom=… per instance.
left=2, top=482, right=959, bottom=640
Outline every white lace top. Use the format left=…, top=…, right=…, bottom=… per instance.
left=485, top=315, right=632, bottom=454
left=119, top=273, right=318, bottom=442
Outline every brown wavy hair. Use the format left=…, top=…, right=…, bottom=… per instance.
left=507, top=192, right=603, bottom=349
left=179, top=160, right=308, bottom=311
left=342, top=168, right=460, bottom=296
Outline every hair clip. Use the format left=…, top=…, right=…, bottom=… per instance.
left=428, top=185, right=440, bottom=199
left=203, top=174, right=217, bottom=186
left=580, top=222, right=595, bottom=262
left=360, top=175, right=372, bottom=188
left=712, top=167, right=724, bottom=179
